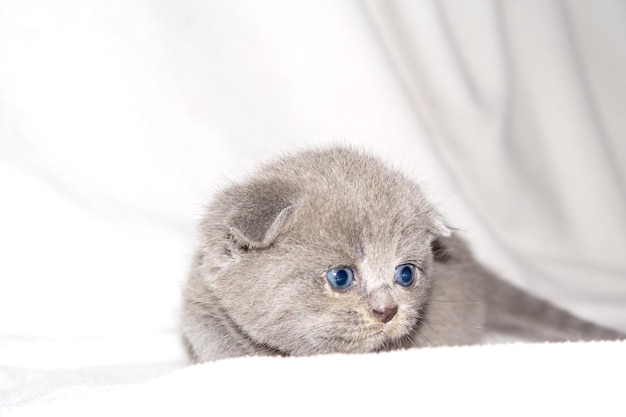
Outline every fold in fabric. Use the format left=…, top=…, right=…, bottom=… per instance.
left=364, top=0, right=626, bottom=329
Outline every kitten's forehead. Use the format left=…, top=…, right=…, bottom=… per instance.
left=293, top=181, right=432, bottom=262
left=272, top=147, right=438, bottom=265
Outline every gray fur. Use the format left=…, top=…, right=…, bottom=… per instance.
left=181, top=146, right=623, bottom=362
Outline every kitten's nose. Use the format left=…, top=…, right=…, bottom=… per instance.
left=371, top=305, right=398, bottom=323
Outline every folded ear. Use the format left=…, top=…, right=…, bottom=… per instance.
left=427, top=212, right=454, bottom=263
left=229, top=179, right=298, bottom=249
left=427, top=211, right=452, bottom=238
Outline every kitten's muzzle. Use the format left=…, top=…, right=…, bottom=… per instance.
left=368, top=289, right=398, bottom=323
left=371, top=305, right=398, bottom=323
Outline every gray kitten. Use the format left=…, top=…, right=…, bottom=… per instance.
left=181, top=146, right=623, bottom=362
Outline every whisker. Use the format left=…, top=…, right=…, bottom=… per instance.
left=406, top=334, right=424, bottom=347
left=417, top=329, right=434, bottom=347
left=422, top=321, right=441, bottom=345
left=427, top=320, right=484, bottom=330
left=426, top=300, right=482, bottom=305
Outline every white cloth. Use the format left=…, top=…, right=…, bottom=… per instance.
left=365, top=0, right=626, bottom=327
left=4, top=341, right=626, bottom=416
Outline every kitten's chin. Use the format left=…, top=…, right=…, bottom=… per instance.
left=328, top=333, right=388, bottom=355
left=317, top=325, right=411, bottom=355
left=354, top=331, right=409, bottom=354
left=371, top=320, right=416, bottom=352
left=278, top=315, right=418, bottom=356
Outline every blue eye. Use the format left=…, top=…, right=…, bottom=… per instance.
left=395, top=264, right=417, bottom=287
left=326, top=267, right=354, bottom=291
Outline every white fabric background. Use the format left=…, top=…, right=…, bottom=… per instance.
left=1, top=0, right=625, bottom=412
left=366, top=0, right=626, bottom=329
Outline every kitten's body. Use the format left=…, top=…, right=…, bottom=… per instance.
left=182, top=147, right=623, bottom=362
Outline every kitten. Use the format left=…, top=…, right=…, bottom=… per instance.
left=181, top=146, right=623, bottom=362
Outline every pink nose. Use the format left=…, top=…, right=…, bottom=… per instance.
left=372, top=305, right=398, bottom=323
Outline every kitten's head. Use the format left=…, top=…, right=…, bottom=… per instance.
left=198, top=147, right=450, bottom=355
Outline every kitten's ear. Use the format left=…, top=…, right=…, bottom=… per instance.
left=428, top=212, right=454, bottom=263
left=428, top=212, right=452, bottom=237
left=229, top=179, right=297, bottom=249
